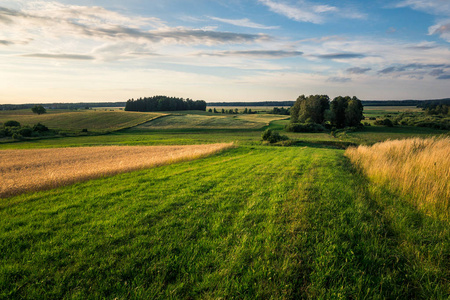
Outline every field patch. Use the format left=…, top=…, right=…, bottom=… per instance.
left=136, top=113, right=288, bottom=130
left=0, top=109, right=165, bottom=133
left=346, top=137, right=450, bottom=215
left=0, top=143, right=232, bottom=197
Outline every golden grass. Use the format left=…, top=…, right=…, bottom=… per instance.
left=0, top=143, right=233, bottom=198
left=345, top=137, right=450, bottom=210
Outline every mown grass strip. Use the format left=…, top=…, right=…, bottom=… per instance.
left=1, top=146, right=448, bottom=299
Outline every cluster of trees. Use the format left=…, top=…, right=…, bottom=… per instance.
left=125, top=96, right=206, bottom=112
left=288, top=95, right=364, bottom=131
left=0, top=121, right=50, bottom=140
left=424, top=104, right=449, bottom=116
left=268, top=107, right=290, bottom=115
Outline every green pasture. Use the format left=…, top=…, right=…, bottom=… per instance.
left=1, top=146, right=448, bottom=299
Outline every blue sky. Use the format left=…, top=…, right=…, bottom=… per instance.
left=1, top=0, right=450, bottom=103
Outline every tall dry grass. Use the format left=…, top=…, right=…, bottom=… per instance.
left=345, top=137, right=450, bottom=210
left=0, top=143, right=233, bottom=198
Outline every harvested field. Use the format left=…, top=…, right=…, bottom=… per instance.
left=0, top=143, right=233, bottom=197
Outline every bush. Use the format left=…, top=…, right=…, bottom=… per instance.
left=19, top=127, right=33, bottom=137
left=285, top=122, right=326, bottom=133
left=33, top=123, right=49, bottom=132
left=4, top=120, right=21, bottom=127
left=262, top=129, right=289, bottom=143
left=374, top=118, right=394, bottom=127
left=12, top=133, right=23, bottom=140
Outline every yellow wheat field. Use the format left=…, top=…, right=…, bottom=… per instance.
left=345, top=137, right=450, bottom=209
left=0, top=143, right=233, bottom=198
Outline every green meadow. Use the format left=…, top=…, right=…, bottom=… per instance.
left=1, top=106, right=449, bottom=299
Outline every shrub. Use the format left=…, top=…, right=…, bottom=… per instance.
left=12, top=133, right=23, bottom=140
left=285, top=122, right=326, bottom=133
left=262, top=129, right=289, bottom=143
left=33, top=123, right=49, bottom=132
left=374, top=118, right=394, bottom=127
left=19, top=127, right=33, bottom=137
left=4, top=120, right=21, bottom=127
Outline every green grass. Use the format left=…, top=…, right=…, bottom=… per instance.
left=0, top=109, right=164, bottom=133
left=340, top=125, right=448, bottom=145
left=136, top=113, right=288, bottom=130
left=1, top=146, right=449, bottom=299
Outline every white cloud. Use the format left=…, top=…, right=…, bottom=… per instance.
left=258, top=0, right=366, bottom=24
left=209, top=16, right=279, bottom=29
left=428, top=20, right=450, bottom=42
left=396, top=0, right=450, bottom=16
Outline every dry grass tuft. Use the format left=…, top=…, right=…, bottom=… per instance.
left=345, top=137, right=450, bottom=210
left=0, top=143, right=233, bottom=198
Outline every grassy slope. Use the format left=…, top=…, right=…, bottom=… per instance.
left=136, top=113, right=288, bottom=130
left=0, top=109, right=164, bottom=133
left=1, top=146, right=448, bottom=299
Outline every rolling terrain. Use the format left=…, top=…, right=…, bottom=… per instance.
left=0, top=106, right=449, bottom=299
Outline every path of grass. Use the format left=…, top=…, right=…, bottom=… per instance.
left=1, top=146, right=448, bottom=298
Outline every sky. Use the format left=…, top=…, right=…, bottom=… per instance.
left=1, top=0, right=450, bottom=104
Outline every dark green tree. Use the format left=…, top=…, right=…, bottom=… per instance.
left=290, top=95, right=329, bottom=124
left=330, top=96, right=363, bottom=128
left=31, top=105, right=46, bottom=115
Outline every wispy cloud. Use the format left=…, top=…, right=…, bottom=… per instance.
left=437, top=74, right=450, bottom=79
left=258, top=0, right=366, bottom=24
left=347, top=67, right=371, bottom=74
left=0, top=3, right=271, bottom=53
left=428, top=20, right=450, bottom=42
left=22, top=53, right=95, bottom=60
left=197, top=50, right=303, bottom=58
left=315, top=53, right=366, bottom=59
left=327, top=76, right=351, bottom=83
left=209, top=16, right=279, bottom=29
left=396, top=0, right=450, bottom=16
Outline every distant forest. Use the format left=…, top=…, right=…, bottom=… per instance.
left=208, top=101, right=295, bottom=107
left=124, top=96, right=207, bottom=112
left=2, top=98, right=449, bottom=111
left=0, top=102, right=126, bottom=110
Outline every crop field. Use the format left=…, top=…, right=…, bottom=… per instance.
left=0, top=143, right=232, bottom=198
left=0, top=109, right=165, bottom=133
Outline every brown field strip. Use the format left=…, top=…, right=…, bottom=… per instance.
left=0, top=143, right=233, bottom=198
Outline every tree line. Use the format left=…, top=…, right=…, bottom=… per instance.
left=124, top=96, right=206, bottom=112
left=288, top=95, right=364, bottom=132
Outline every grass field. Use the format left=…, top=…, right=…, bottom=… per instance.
left=1, top=106, right=449, bottom=298
left=1, top=146, right=449, bottom=299
left=136, top=113, right=288, bottom=130
left=0, top=144, right=232, bottom=198
left=0, top=109, right=164, bottom=133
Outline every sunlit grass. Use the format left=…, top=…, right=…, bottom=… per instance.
left=346, top=137, right=450, bottom=215
left=0, top=143, right=233, bottom=197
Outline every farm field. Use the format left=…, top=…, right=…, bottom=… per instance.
left=0, top=106, right=449, bottom=299
left=1, top=146, right=449, bottom=298
left=0, top=144, right=232, bottom=198
left=0, top=109, right=164, bottom=133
